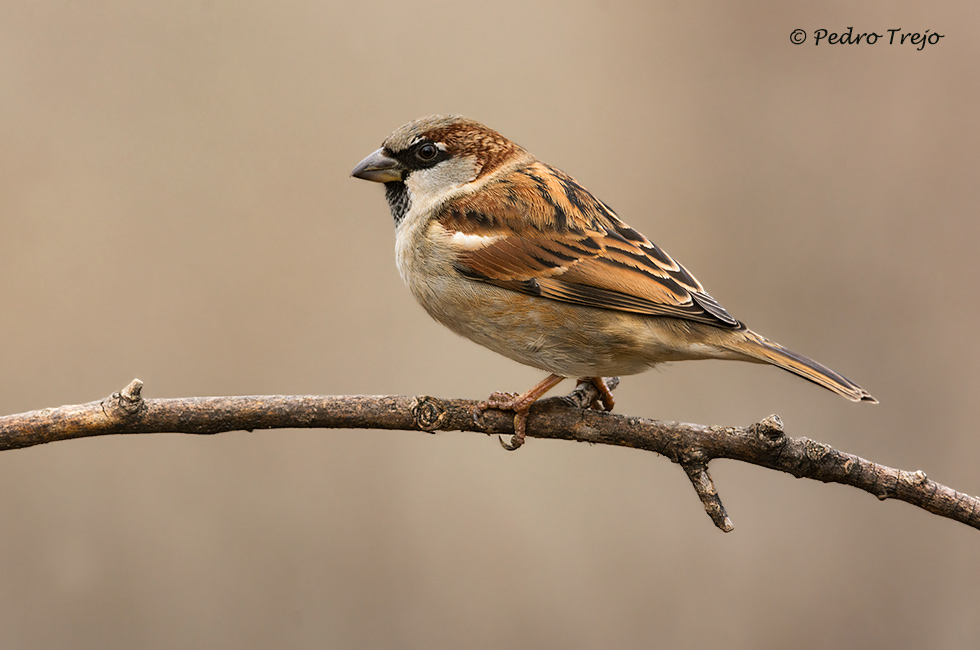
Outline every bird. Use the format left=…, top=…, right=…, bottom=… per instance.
left=351, top=115, right=876, bottom=450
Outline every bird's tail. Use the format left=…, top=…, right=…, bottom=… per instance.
left=727, top=330, right=877, bottom=403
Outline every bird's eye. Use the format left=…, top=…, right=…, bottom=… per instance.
left=416, top=143, right=439, bottom=161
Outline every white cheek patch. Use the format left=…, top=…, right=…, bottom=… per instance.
left=405, top=157, right=479, bottom=213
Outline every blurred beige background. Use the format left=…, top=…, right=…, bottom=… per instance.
left=1, top=1, right=978, bottom=648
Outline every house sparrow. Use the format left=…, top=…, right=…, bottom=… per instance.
left=352, top=115, right=876, bottom=450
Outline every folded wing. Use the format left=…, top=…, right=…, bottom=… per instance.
left=439, top=162, right=742, bottom=329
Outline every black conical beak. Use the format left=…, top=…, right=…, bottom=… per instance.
left=351, top=148, right=403, bottom=183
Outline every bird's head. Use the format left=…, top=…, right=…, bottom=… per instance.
left=351, top=115, right=526, bottom=224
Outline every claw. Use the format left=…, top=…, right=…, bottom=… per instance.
left=496, top=410, right=528, bottom=451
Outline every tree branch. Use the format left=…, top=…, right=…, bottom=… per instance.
left=2, top=378, right=977, bottom=533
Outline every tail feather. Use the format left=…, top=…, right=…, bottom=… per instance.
left=729, top=331, right=877, bottom=403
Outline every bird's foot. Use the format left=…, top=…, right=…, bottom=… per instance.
left=474, top=374, right=565, bottom=451
left=576, top=377, right=616, bottom=412
left=475, top=391, right=537, bottom=451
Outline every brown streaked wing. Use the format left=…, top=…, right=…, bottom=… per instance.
left=440, top=162, right=742, bottom=329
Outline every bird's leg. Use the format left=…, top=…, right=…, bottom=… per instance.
left=576, top=377, right=616, bottom=412
left=476, top=373, right=565, bottom=451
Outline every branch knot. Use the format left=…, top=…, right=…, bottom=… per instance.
left=901, top=469, right=929, bottom=486
left=102, top=378, right=146, bottom=421
left=803, top=438, right=831, bottom=461
left=411, top=395, right=448, bottom=432
left=749, top=414, right=785, bottom=444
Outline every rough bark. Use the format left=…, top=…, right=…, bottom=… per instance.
left=1, top=378, right=976, bottom=532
